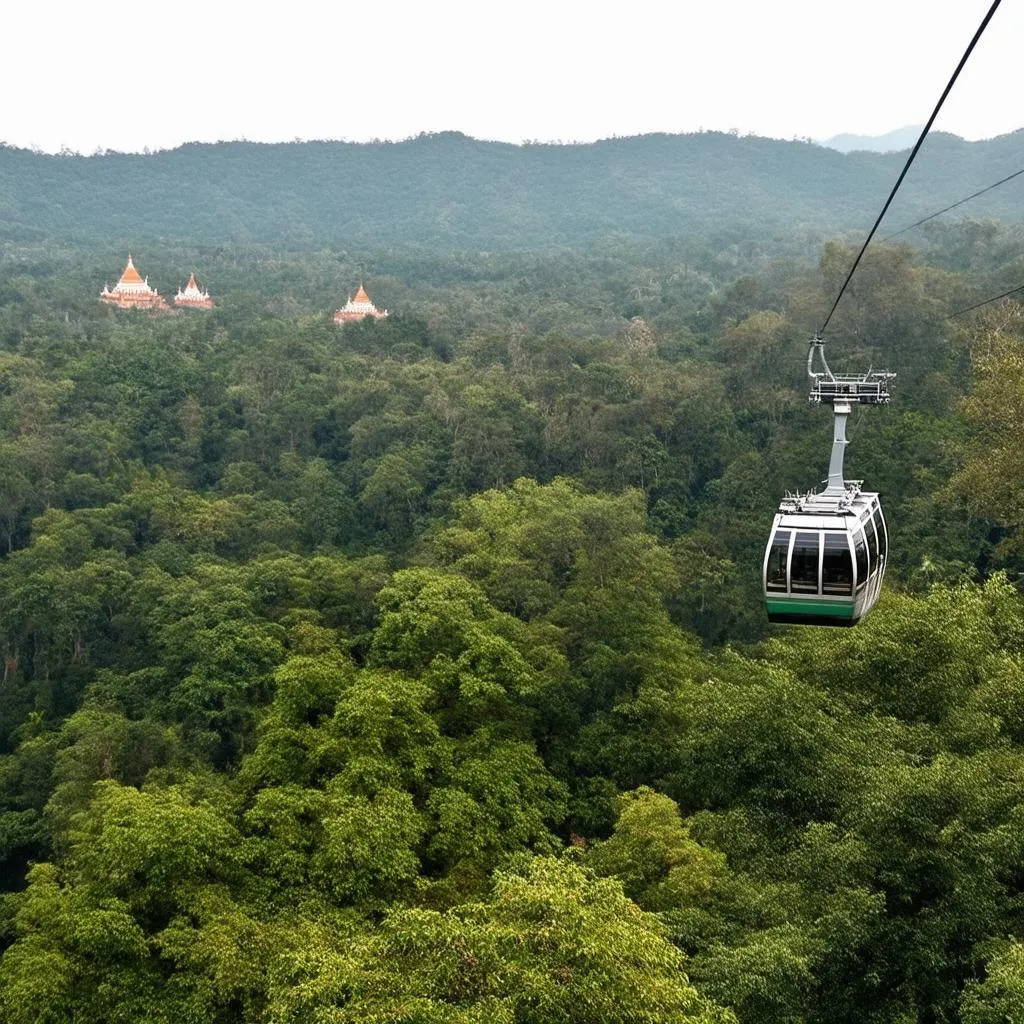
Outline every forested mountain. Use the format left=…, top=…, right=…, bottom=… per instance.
left=3, top=128, right=1024, bottom=248
left=821, top=125, right=925, bottom=153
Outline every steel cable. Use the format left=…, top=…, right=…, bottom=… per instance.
left=818, top=0, right=1004, bottom=335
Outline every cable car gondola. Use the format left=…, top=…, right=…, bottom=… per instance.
left=756, top=1, right=1005, bottom=625
left=762, top=338, right=894, bottom=627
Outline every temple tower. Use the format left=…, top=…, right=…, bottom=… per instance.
left=174, top=273, right=215, bottom=310
left=100, top=256, right=169, bottom=311
left=334, top=284, right=388, bottom=324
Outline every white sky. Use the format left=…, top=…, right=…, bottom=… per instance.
left=2, top=0, right=1020, bottom=154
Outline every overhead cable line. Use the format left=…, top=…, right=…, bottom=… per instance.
left=948, top=283, right=1024, bottom=319
left=818, top=0, right=1003, bottom=335
left=881, top=166, right=1024, bottom=240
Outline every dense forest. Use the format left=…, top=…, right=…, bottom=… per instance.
left=4, top=136, right=1024, bottom=1021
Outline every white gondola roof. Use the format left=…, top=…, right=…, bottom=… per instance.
left=772, top=488, right=881, bottom=531
left=777, top=482, right=880, bottom=515
left=772, top=512, right=860, bottom=531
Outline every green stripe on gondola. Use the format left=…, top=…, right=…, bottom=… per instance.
left=765, top=597, right=856, bottom=618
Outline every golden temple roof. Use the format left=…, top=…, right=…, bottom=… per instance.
left=118, top=256, right=144, bottom=285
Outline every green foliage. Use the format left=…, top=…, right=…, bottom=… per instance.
left=5, top=131, right=1024, bottom=251
left=268, top=856, right=735, bottom=1024
left=953, top=305, right=1024, bottom=558
left=588, top=787, right=725, bottom=910
left=2, top=209, right=1024, bottom=1022
left=311, top=784, right=425, bottom=904
left=961, top=943, right=1024, bottom=1024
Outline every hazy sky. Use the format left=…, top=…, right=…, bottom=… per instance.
left=3, top=0, right=1020, bottom=154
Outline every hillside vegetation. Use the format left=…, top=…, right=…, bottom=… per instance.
left=3, top=129, right=1024, bottom=247
left=3, top=148, right=1024, bottom=1020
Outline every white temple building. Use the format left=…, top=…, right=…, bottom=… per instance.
left=100, top=256, right=169, bottom=311
left=334, top=284, right=388, bottom=324
left=173, top=273, right=215, bottom=310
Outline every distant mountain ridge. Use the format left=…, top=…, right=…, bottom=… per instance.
left=3, top=129, right=1024, bottom=250
left=821, top=125, right=927, bottom=153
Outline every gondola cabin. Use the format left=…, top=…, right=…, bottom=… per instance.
left=763, top=488, right=887, bottom=626
left=763, top=338, right=894, bottom=627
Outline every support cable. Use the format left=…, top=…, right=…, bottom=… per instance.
left=948, top=283, right=1024, bottom=319
left=881, top=166, right=1024, bottom=241
left=818, top=0, right=1003, bottom=335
